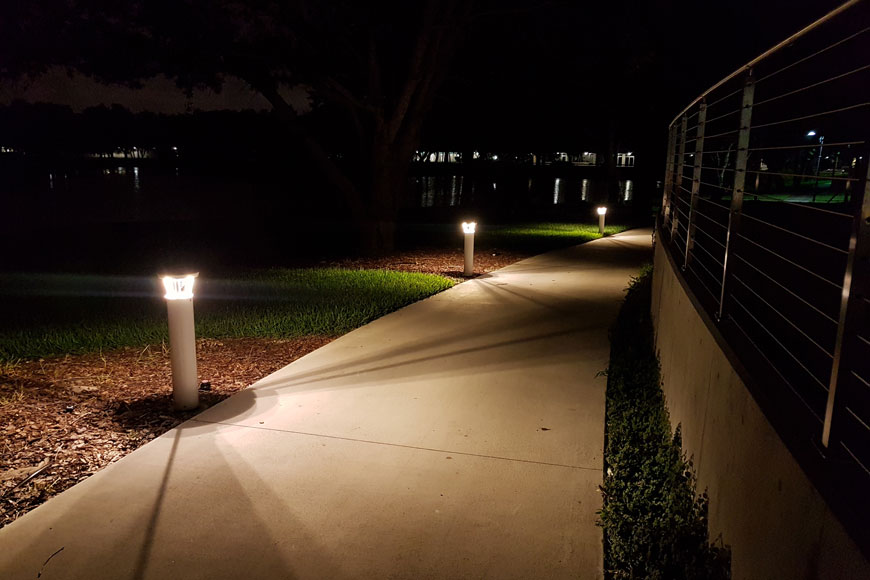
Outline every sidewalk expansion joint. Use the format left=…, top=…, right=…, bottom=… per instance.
left=190, top=418, right=601, bottom=472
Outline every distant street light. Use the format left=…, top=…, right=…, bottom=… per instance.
left=161, top=273, right=199, bottom=410
left=597, top=207, right=608, bottom=235
left=461, top=222, right=476, bottom=277
left=816, top=135, right=825, bottom=176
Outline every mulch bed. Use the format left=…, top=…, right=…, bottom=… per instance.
left=0, top=337, right=332, bottom=528
left=0, top=250, right=527, bottom=528
left=326, top=248, right=530, bottom=282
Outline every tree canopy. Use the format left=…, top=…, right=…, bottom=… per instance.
left=1, top=0, right=477, bottom=251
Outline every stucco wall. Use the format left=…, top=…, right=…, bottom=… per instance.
left=651, top=240, right=870, bottom=580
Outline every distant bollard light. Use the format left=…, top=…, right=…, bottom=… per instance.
left=162, top=273, right=199, bottom=410
left=597, top=206, right=608, bottom=235
left=462, top=221, right=477, bottom=277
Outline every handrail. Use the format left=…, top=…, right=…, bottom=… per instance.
left=670, top=0, right=865, bottom=126
left=658, top=0, right=870, bottom=557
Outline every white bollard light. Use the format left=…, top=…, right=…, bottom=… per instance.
left=462, top=221, right=477, bottom=277
left=161, top=273, right=199, bottom=410
left=597, top=206, right=608, bottom=235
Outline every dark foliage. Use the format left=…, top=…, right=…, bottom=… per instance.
left=598, top=266, right=731, bottom=579
left=0, top=0, right=477, bottom=252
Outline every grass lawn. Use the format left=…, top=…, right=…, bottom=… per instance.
left=0, top=220, right=628, bottom=362
left=702, top=191, right=848, bottom=204
left=478, top=222, right=625, bottom=251
left=401, top=221, right=628, bottom=253
left=0, top=269, right=453, bottom=361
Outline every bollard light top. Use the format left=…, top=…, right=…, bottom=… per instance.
left=161, top=273, right=198, bottom=300
left=596, top=206, right=607, bottom=216
left=461, top=221, right=477, bottom=234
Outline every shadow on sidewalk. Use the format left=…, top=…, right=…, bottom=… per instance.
left=8, top=422, right=345, bottom=580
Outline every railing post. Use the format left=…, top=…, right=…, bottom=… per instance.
left=823, top=156, right=870, bottom=448
left=718, top=72, right=754, bottom=321
left=662, top=125, right=678, bottom=234
left=684, top=102, right=707, bottom=270
left=671, top=116, right=689, bottom=240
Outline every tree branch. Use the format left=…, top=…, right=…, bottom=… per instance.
left=367, top=32, right=383, bottom=121
left=385, top=0, right=441, bottom=143
left=319, top=76, right=372, bottom=113
left=248, top=76, right=365, bottom=216
left=393, top=0, right=470, bottom=153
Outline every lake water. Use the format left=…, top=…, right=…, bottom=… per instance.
left=415, top=174, right=634, bottom=208
left=0, top=165, right=263, bottom=230
left=2, top=165, right=636, bottom=231
left=0, top=164, right=640, bottom=271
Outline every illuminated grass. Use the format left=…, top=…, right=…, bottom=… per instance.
left=479, top=222, right=627, bottom=252
left=0, top=269, right=453, bottom=361
left=0, top=221, right=630, bottom=361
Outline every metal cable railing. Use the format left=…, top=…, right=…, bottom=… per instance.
left=659, top=0, right=870, bottom=552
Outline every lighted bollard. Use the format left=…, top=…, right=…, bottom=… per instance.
left=597, top=206, right=607, bottom=235
left=462, top=221, right=476, bottom=277
left=161, top=273, right=199, bottom=410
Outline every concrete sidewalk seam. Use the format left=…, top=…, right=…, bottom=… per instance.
left=190, top=418, right=602, bottom=471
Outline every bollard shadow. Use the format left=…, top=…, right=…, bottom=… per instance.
left=250, top=308, right=599, bottom=391
left=241, top=229, right=648, bottom=395
left=192, top=268, right=626, bottom=428
left=498, top=239, right=652, bottom=276
left=111, top=391, right=253, bottom=431
left=184, top=229, right=650, bottom=427
left=2, top=421, right=345, bottom=579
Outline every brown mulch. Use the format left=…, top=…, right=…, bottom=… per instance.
left=325, top=248, right=531, bottom=281
left=0, top=337, right=332, bottom=528
left=0, top=250, right=526, bottom=528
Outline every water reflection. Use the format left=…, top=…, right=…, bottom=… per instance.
left=3, top=165, right=269, bottom=234
left=450, top=175, right=462, bottom=206
left=420, top=176, right=434, bottom=207
left=621, top=179, right=633, bottom=202
left=418, top=175, right=468, bottom=207
left=415, top=174, right=633, bottom=208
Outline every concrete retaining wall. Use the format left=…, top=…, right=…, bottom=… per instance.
left=651, top=240, right=870, bottom=580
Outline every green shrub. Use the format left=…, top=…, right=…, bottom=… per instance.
left=598, top=266, right=730, bottom=580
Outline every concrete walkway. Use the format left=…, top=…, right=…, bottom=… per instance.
left=0, top=229, right=651, bottom=580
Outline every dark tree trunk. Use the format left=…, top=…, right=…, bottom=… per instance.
left=358, top=219, right=397, bottom=255
left=248, top=0, right=471, bottom=256
left=356, top=128, right=416, bottom=254
left=605, top=123, right=619, bottom=205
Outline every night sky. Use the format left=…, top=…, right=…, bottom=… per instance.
left=0, top=0, right=837, bottom=144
